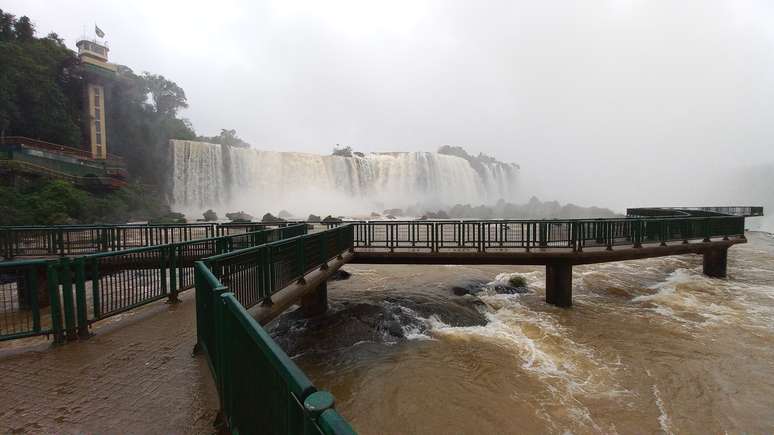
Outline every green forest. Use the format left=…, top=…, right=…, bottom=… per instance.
left=0, top=9, right=241, bottom=224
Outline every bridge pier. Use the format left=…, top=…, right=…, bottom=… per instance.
left=702, top=247, right=728, bottom=278
left=545, top=262, right=572, bottom=307
left=300, top=281, right=328, bottom=317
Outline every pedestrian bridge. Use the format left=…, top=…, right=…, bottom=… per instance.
left=0, top=206, right=763, bottom=434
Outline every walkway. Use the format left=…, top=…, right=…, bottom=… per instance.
left=0, top=291, right=218, bottom=434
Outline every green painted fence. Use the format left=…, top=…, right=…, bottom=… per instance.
left=350, top=215, right=746, bottom=252
left=194, top=224, right=356, bottom=435
left=0, top=224, right=307, bottom=343
left=0, top=222, right=275, bottom=258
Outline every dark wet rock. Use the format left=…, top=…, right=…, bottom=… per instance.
left=322, top=215, right=342, bottom=224
left=450, top=279, right=530, bottom=296
left=202, top=209, right=218, bottom=221
left=328, top=269, right=352, bottom=281
left=262, top=212, right=285, bottom=223
left=449, top=280, right=488, bottom=296
left=490, top=284, right=530, bottom=295
left=226, top=211, right=254, bottom=222
left=269, top=294, right=487, bottom=357
left=382, top=295, right=487, bottom=328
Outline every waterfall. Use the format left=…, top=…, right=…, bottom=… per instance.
left=170, top=140, right=519, bottom=216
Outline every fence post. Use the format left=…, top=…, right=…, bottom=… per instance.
left=297, top=238, right=306, bottom=284
left=58, top=257, right=78, bottom=340
left=74, top=257, right=90, bottom=339
left=56, top=229, right=65, bottom=256
left=91, top=257, right=101, bottom=320
left=432, top=222, right=438, bottom=253
left=320, top=233, right=328, bottom=269
left=264, top=247, right=275, bottom=305
left=47, top=261, right=66, bottom=344
left=159, top=245, right=170, bottom=301
left=337, top=228, right=344, bottom=259
left=167, top=245, right=180, bottom=304
left=26, top=265, right=41, bottom=333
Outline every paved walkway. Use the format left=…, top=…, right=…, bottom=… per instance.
left=0, top=291, right=218, bottom=434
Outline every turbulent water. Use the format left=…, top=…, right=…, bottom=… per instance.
left=270, top=231, right=774, bottom=433
left=170, top=140, right=518, bottom=216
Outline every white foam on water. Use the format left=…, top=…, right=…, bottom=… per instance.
left=630, top=268, right=740, bottom=326
left=652, top=384, right=673, bottom=434
left=645, top=369, right=674, bottom=434
left=409, top=288, right=629, bottom=431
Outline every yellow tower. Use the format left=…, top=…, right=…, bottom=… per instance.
left=76, top=39, right=117, bottom=160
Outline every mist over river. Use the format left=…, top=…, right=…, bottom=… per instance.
left=270, top=231, right=774, bottom=433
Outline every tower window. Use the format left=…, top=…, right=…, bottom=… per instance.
left=95, top=94, right=100, bottom=107
left=96, top=132, right=102, bottom=145
left=95, top=107, right=101, bottom=121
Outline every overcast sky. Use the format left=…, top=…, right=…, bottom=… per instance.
left=8, top=0, right=774, bottom=210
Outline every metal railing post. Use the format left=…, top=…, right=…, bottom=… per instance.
left=47, top=261, right=65, bottom=344
left=74, top=257, right=89, bottom=339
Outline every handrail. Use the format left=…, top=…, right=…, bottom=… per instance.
left=348, top=214, right=749, bottom=252
left=0, top=136, right=125, bottom=163
left=0, top=222, right=286, bottom=258
left=0, top=224, right=309, bottom=343
left=194, top=225, right=356, bottom=434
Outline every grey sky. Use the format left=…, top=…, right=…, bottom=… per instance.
left=8, top=0, right=774, bottom=211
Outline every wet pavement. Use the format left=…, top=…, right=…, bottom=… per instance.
left=0, top=291, right=218, bottom=434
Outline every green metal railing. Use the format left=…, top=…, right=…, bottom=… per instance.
left=627, top=206, right=764, bottom=217
left=194, top=224, right=356, bottom=434
left=0, top=222, right=274, bottom=258
left=351, top=215, right=746, bottom=252
left=0, top=224, right=307, bottom=343
left=0, top=259, right=63, bottom=342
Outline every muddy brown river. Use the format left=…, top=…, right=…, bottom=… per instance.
left=270, top=231, right=774, bottom=434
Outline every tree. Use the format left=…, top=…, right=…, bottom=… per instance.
left=199, top=128, right=250, bottom=148
left=141, top=73, right=188, bottom=117
left=0, top=10, right=15, bottom=41
left=13, top=16, right=33, bottom=41
left=0, top=17, right=82, bottom=146
left=0, top=9, right=200, bottom=187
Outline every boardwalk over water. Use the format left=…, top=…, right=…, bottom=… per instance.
left=0, top=206, right=764, bottom=434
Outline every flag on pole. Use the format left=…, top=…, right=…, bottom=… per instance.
left=95, top=25, right=105, bottom=38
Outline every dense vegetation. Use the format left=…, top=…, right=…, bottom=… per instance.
left=0, top=12, right=82, bottom=146
left=0, top=10, right=255, bottom=183
left=0, top=179, right=170, bottom=225
left=0, top=10, right=247, bottom=224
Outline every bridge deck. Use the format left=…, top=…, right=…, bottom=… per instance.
left=351, top=237, right=744, bottom=265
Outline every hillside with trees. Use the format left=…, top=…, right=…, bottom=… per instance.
left=0, top=9, right=239, bottom=224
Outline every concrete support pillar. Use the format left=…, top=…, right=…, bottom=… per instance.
left=703, top=247, right=728, bottom=278
left=546, top=262, right=572, bottom=307
left=300, top=281, right=328, bottom=317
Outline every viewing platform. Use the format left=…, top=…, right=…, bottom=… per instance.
left=0, top=206, right=764, bottom=434
left=0, top=136, right=127, bottom=190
